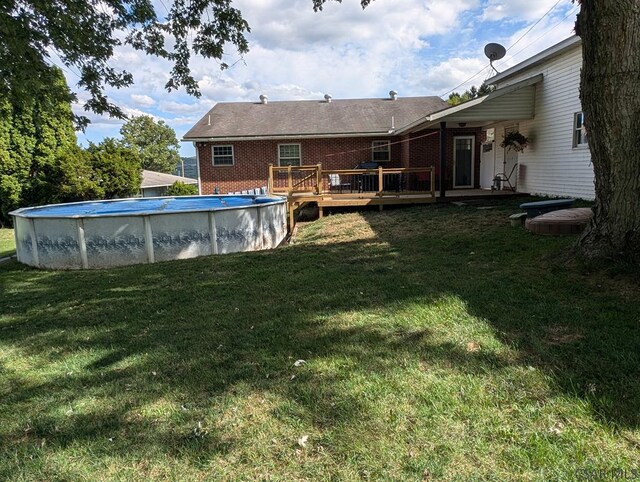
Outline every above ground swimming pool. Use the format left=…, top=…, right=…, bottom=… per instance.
left=10, top=195, right=287, bottom=269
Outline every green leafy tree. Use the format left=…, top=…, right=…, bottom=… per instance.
left=166, top=181, right=198, bottom=196
left=0, top=176, right=22, bottom=225
left=29, top=147, right=104, bottom=206
left=87, top=139, right=142, bottom=199
left=0, top=0, right=251, bottom=127
left=0, top=1, right=375, bottom=128
left=0, top=68, right=81, bottom=223
left=120, top=116, right=181, bottom=173
left=448, top=82, right=494, bottom=106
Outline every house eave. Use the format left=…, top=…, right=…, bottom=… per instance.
left=141, top=182, right=197, bottom=189
left=181, top=132, right=396, bottom=143
left=394, top=74, right=543, bottom=135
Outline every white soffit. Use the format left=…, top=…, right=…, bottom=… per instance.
left=396, top=74, right=543, bottom=134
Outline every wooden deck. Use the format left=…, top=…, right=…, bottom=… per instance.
left=269, top=164, right=437, bottom=228
left=268, top=164, right=526, bottom=229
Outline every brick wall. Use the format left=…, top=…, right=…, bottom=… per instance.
left=408, top=128, right=483, bottom=190
left=197, top=128, right=482, bottom=194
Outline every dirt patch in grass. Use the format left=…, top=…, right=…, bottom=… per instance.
left=544, top=325, right=584, bottom=345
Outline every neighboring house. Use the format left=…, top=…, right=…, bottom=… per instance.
left=140, top=170, right=198, bottom=197
left=183, top=35, right=592, bottom=200
left=183, top=93, right=484, bottom=195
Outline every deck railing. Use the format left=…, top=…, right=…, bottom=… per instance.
left=269, top=164, right=435, bottom=199
left=269, top=164, right=322, bottom=195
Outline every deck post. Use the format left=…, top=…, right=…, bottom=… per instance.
left=268, top=164, right=273, bottom=194
left=288, top=202, right=295, bottom=231
left=316, top=164, right=322, bottom=194
left=431, top=167, right=435, bottom=199
left=439, top=121, right=447, bottom=199
left=287, top=165, right=293, bottom=195
left=378, top=166, right=383, bottom=197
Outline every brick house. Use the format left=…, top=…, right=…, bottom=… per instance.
left=183, top=92, right=484, bottom=195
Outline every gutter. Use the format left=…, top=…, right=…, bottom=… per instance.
left=181, top=131, right=396, bottom=143
left=142, top=182, right=198, bottom=189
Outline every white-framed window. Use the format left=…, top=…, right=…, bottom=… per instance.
left=372, top=140, right=391, bottom=162
left=212, top=145, right=234, bottom=166
left=278, top=144, right=301, bottom=166
left=573, top=112, right=588, bottom=148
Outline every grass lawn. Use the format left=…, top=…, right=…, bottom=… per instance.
left=1, top=201, right=639, bottom=480
left=0, top=228, right=15, bottom=258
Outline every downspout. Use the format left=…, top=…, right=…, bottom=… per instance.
left=439, top=122, right=447, bottom=198
left=194, top=142, right=202, bottom=195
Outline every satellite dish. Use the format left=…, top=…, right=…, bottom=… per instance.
left=484, top=43, right=506, bottom=74
left=484, top=43, right=506, bottom=61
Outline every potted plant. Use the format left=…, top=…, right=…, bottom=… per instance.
left=500, top=131, right=530, bottom=152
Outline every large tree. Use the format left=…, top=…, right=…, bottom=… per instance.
left=575, top=1, right=640, bottom=262
left=120, top=116, right=181, bottom=173
left=87, top=139, right=142, bottom=199
left=0, top=0, right=250, bottom=127
left=0, top=0, right=370, bottom=127
left=0, top=67, right=86, bottom=223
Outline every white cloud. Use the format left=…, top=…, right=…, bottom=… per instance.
left=481, top=0, right=571, bottom=22
left=70, top=0, right=579, bottom=156
left=131, top=94, right=156, bottom=106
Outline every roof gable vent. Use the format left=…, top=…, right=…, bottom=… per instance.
left=389, top=90, right=398, bottom=100
left=324, top=94, right=332, bottom=103
left=259, top=94, right=268, bottom=104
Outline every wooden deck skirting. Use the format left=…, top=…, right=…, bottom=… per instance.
left=268, top=164, right=436, bottom=229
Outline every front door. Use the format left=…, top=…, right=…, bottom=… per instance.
left=453, top=136, right=474, bottom=188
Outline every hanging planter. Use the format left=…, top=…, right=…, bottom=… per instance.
left=500, top=131, right=530, bottom=152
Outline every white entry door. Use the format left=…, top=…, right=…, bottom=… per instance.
left=453, top=136, right=474, bottom=188
left=480, top=141, right=495, bottom=189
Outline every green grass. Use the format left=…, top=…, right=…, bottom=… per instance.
left=0, top=228, right=15, bottom=258
left=1, top=201, right=639, bottom=480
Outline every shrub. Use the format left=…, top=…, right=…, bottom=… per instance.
left=167, top=181, right=198, bottom=196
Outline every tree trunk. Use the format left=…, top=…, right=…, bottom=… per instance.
left=576, top=0, right=640, bottom=262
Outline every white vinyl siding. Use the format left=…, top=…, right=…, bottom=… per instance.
left=278, top=144, right=301, bottom=167
left=490, top=44, right=594, bottom=200
left=212, top=145, right=234, bottom=166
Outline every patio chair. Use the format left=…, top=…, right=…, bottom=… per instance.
left=328, top=174, right=351, bottom=193
left=492, top=163, right=518, bottom=191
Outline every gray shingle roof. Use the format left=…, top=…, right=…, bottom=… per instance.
left=141, top=170, right=198, bottom=188
left=183, top=96, right=448, bottom=140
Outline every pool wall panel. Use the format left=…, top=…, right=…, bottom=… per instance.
left=14, top=217, right=35, bottom=266
left=33, top=218, right=82, bottom=269
left=261, top=203, right=287, bottom=249
left=150, top=213, right=212, bottom=262
left=215, top=208, right=259, bottom=254
left=83, top=216, right=148, bottom=269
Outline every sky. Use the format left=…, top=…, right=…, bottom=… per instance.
left=69, top=0, right=580, bottom=157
